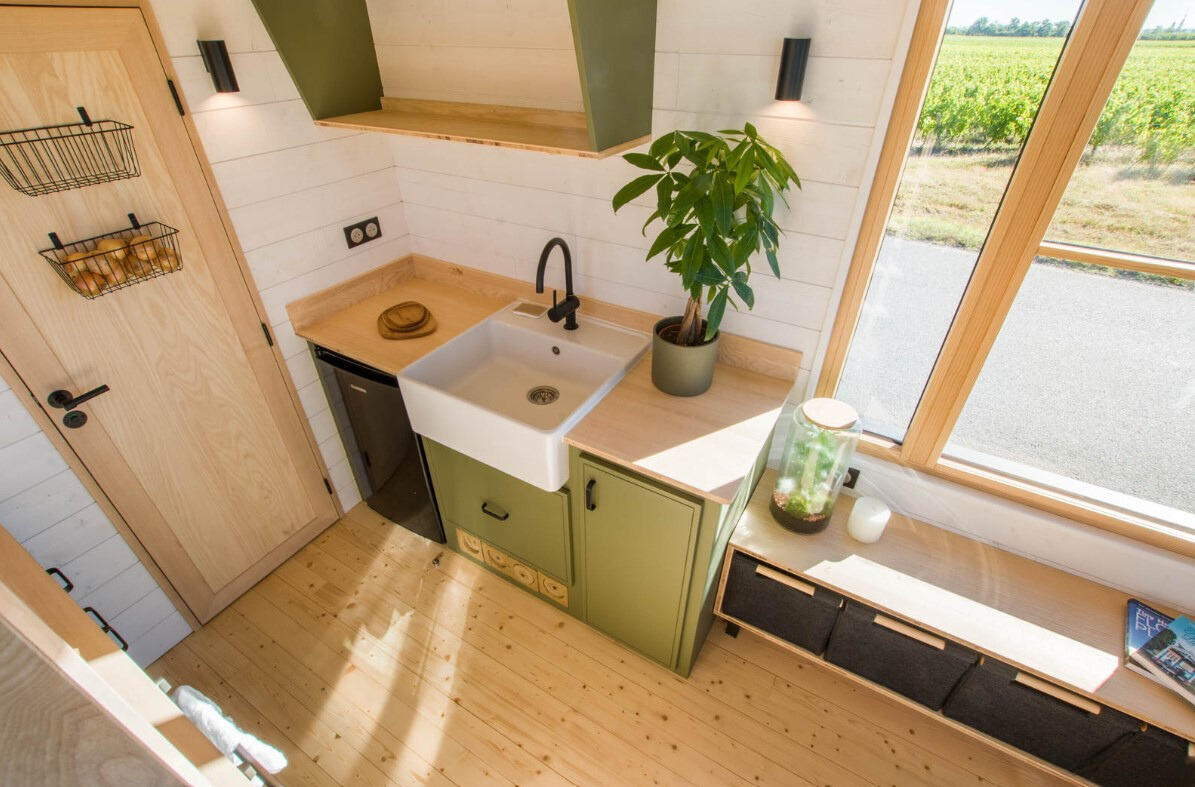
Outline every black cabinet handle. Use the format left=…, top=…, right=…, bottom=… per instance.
left=46, top=567, right=73, bottom=593
left=82, top=606, right=128, bottom=651
left=481, top=501, right=509, bottom=521
left=585, top=478, right=597, bottom=511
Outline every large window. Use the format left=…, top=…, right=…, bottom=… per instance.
left=820, top=0, right=1195, bottom=553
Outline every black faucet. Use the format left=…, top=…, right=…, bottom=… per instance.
left=535, top=237, right=580, bottom=331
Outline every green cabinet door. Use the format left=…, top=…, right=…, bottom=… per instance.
left=579, top=458, right=701, bottom=667
left=424, top=439, right=571, bottom=581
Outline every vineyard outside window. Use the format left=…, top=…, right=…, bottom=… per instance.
left=831, top=0, right=1195, bottom=542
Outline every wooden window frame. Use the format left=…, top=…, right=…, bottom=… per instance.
left=816, top=0, right=1194, bottom=556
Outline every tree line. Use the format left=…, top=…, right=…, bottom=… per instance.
left=948, top=18, right=1194, bottom=39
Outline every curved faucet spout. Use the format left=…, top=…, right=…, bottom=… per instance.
left=535, top=237, right=580, bottom=331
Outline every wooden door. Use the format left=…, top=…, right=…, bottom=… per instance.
left=579, top=459, right=699, bottom=667
left=0, top=6, right=338, bottom=621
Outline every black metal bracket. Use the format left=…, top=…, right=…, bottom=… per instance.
left=83, top=606, right=128, bottom=651
left=46, top=567, right=74, bottom=593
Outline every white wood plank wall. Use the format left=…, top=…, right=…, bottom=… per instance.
left=368, top=0, right=585, bottom=111
left=377, top=0, right=920, bottom=407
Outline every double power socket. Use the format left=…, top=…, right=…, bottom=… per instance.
left=343, top=217, right=382, bottom=249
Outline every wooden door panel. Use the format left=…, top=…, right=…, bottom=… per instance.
left=0, top=7, right=337, bottom=619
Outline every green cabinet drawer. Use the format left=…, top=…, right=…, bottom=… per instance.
left=579, top=458, right=701, bottom=667
left=424, top=439, right=571, bottom=581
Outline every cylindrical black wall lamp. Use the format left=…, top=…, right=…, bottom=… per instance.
left=775, top=38, right=811, bottom=101
left=197, top=40, right=240, bottom=93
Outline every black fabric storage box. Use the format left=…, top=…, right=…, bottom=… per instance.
left=721, top=551, right=843, bottom=654
left=1081, top=725, right=1195, bottom=787
left=824, top=600, right=978, bottom=710
left=944, top=658, right=1140, bottom=771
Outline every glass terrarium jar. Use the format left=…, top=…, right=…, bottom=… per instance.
left=771, top=398, right=861, bottom=534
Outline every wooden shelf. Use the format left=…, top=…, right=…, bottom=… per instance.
left=728, top=472, right=1195, bottom=741
left=315, top=98, right=648, bottom=159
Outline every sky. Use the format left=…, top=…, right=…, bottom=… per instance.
left=947, top=0, right=1194, bottom=28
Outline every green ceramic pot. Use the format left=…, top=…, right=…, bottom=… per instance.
left=651, top=316, right=720, bottom=397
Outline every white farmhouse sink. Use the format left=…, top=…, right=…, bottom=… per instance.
left=397, top=301, right=649, bottom=491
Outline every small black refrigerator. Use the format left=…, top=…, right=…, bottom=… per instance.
left=312, top=345, right=444, bottom=543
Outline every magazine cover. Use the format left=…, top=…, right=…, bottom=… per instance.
left=1132, top=616, right=1195, bottom=706
left=1125, top=600, right=1173, bottom=685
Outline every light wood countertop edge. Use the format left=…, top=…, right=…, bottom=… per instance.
left=729, top=474, right=1195, bottom=741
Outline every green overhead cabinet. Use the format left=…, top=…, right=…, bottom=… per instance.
left=249, top=0, right=382, bottom=119
left=568, top=0, right=658, bottom=153
left=251, top=0, right=655, bottom=157
left=572, top=447, right=769, bottom=676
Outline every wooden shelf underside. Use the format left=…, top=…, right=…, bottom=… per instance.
left=315, top=98, right=648, bottom=159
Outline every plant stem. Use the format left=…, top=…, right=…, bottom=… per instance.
left=677, top=297, right=703, bottom=346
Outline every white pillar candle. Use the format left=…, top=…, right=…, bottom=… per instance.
left=847, top=496, right=891, bottom=544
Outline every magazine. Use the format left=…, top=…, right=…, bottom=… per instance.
left=1125, top=599, right=1173, bottom=686
left=1130, top=615, right=1195, bottom=706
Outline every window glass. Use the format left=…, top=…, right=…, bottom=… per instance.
left=945, top=256, right=1195, bottom=529
left=836, top=3, right=1080, bottom=440
left=1044, top=19, right=1195, bottom=263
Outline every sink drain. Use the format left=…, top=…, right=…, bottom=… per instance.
left=527, top=385, right=560, bottom=405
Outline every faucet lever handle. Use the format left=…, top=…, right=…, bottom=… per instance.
left=552, top=289, right=558, bottom=308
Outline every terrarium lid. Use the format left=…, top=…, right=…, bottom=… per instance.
left=801, top=398, right=858, bottom=430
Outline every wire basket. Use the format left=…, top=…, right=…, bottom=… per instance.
left=39, top=214, right=182, bottom=299
left=1, top=107, right=140, bottom=197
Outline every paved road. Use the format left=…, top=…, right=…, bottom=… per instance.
left=837, top=237, right=1195, bottom=518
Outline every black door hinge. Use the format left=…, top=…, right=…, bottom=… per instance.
left=323, top=478, right=333, bottom=495
left=167, top=79, right=185, bottom=116
left=261, top=323, right=274, bottom=347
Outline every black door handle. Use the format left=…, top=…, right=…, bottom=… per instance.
left=82, top=606, right=128, bottom=651
left=481, top=501, right=509, bottom=521
left=46, top=567, right=73, bottom=593
left=585, top=478, right=597, bottom=511
left=48, top=384, right=110, bottom=411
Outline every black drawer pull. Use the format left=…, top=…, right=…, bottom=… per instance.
left=46, top=566, right=73, bottom=593
left=481, top=501, right=509, bottom=521
left=585, top=478, right=597, bottom=511
left=82, top=606, right=128, bottom=651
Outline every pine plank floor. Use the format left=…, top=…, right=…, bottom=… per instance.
left=149, top=505, right=1072, bottom=786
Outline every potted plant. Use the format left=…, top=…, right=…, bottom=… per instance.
left=612, top=124, right=800, bottom=396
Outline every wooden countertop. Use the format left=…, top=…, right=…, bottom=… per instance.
left=730, top=472, right=1195, bottom=740
left=289, top=256, right=799, bottom=502
left=565, top=359, right=791, bottom=504
left=292, top=276, right=509, bottom=376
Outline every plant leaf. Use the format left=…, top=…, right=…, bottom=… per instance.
left=667, top=173, right=711, bottom=223
left=708, top=233, right=734, bottom=273
left=712, top=175, right=733, bottom=236
left=655, top=176, right=673, bottom=216
left=732, top=228, right=757, bottom=266
left=639, top=209, right=660, bottom=236
left=612, top=174, right=662, bottom=213
left=744, top=122, right=758, bottom=139
left=693, top=196, right=716, bottom=239
left=649, top=132, right=676, bottom=158
left=680, top=235, right=703, bottom=290
left=705, top=287, right=729, bottom=340
left=647, top=224, right=686, bottom=260
left=623, top=152, right=664, bottom=171
left=766, top=246, right=780, bottom=278
left=695, top=261, right=724, bottom=285
left=731, top=273, right=754, bottom=309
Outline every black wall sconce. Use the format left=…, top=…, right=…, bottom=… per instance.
left=197, top=40, right=240, bottom=93
left=775, top=38, right=811, bottom=101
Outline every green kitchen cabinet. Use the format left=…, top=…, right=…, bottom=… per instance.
left=422, top=439, right=574, bottom=596
left=572, top=447, right=768, bottom=676
left=576, top=458, right=700, bottom=667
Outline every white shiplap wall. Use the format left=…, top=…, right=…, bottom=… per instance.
left=0, top=0, right=409, bottom=666
left=378, top=0, right=918, bottom=404
left=368, top=0, right=584, bottom=111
